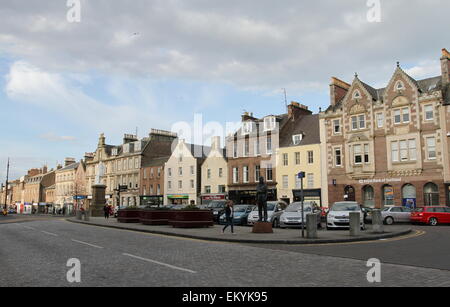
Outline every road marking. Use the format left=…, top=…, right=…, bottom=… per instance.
left=122, top=253, right=197, bottom=274
left=71, top=239, right=104, bottom=249
left=22, top=225, right=36, bottom=230
left=41, top=231, right=58, bottom=237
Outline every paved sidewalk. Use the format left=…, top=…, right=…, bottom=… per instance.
left=67, top=217, right=412, bottom=244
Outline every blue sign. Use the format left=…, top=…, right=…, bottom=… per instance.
left=402, top=198, right=416, bottom=209
left=73, top=196, right=87, bottom=200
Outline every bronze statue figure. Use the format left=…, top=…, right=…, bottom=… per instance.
left=256, top=176, right=268, bottom=222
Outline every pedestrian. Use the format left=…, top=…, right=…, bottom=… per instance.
left=222, top=200, right=235, bottom=234
left=103, top=205, right=110, bottom=219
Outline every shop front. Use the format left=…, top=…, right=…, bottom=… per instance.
left=292, top=189, right=322, bottom=207
left=228, top=189, right=277, bottom=205
left=141, top=195, right=164, bottom=208
left=200, top=193, right=227, bottom=206
left=167, top=194, right=189, bottom=205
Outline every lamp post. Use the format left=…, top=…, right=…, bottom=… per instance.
left=3, top=158, right=9, bottom=212
left=298, top=171, right=306, bottom=238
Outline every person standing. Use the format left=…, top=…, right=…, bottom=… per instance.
left=256, top=176, right=268, bottom=222
left=103, top=204, right=110, bottom=219
left=222, top=200, right=235, bottom=234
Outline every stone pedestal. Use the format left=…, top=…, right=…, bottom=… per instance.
left=252, top=222, right=273, bottom=234
left=90, top=184, right=106, bottom=217
left=349, top=212, right=361, bottom=236
left=306, top=213, right=318, bottom=239
left=371, top=209, right=384, bottom=233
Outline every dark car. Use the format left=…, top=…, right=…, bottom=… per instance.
left=207, top=200, right=227, bottom=223
left=219, top=205, right=255, bottom=226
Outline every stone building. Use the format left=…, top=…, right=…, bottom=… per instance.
left=55, top=158, right=86, bottom=213
left=200, top=136, right=228, bottom=206
left=321, top=48, right=450, bottom=208
left=164, top=139, right=210, bottom=205
left=140, top=156, right=169, bottom=207
left=85, top=129, right=177, bottom=209
left=226, top=102, right=311, bottom=204
left=276, top=111, right=322, bottom=205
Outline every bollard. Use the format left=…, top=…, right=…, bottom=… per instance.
left=349, top=212, right=361, bottom=236
left=306, top=213, right=318, bottom=239
left=372, top=209, right=384, bottom=233
left=76, top=210, right=82, bottom=220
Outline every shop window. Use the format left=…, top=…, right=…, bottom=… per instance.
left=382, top=185, right=394, bottom=207
left=362, top=185, right=375, bottom=208
left=344, top=186, right=356, bottom=201
left=402, top=184, right=416, bottom=209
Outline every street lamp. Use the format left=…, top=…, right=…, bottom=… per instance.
left=297, top=171, right=306, bottom=238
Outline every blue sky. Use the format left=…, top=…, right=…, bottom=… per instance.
left=0, top=0, right=448, bottom=181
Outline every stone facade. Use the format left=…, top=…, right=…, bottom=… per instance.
left=321, top=49, right=450, bottom=208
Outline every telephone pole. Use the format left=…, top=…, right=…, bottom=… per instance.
left=4, top=158, right=10, bottom=211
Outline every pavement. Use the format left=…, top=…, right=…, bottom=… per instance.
left=66, top=217, right=412, bottom=244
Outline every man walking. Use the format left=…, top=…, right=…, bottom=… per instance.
left=222, top=200, right=235, bottom=234
left=103, top=204, right=110, bottom=219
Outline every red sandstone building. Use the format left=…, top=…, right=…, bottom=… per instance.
left=321, top=48, right=450, bottom=208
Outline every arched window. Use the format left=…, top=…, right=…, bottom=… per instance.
left=424, top=183, right=439, bottom=206
left=382, top=185, right=394, bottom=207
left=402, top=184, right=416, bottom=209
left=344, top=186, right=356, bottom=202
left=362, top=185, right=375, bottom=208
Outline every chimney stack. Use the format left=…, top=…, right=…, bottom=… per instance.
left=241, top=112, right=257, bottom=122
left=330, top=77, right=351, bottom=106
left=64, top=158, right=76, bottom=167
left=288, top=101, right=312, bottom=121
left=211, top=136, right=221, bottom=150
left=123, top=134, right=138, bottom=144
left=441, top=48, right=450, bottom=85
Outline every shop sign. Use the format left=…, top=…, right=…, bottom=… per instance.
left=358, top=178, right=402, bottom=185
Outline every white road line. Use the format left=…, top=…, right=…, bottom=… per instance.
left=22, top=225, right=35, bottom=230
left=41, top=231, right=58, bottom=237
left=71, top=239, right=104, bottom=249
left=122, top=253, right=197, bottom=274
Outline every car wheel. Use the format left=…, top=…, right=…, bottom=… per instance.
left=385, top=216, right=394, bottom=225
left=429, top=217, right=438, bottom=226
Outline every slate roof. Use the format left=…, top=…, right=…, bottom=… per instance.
left=57, top=162, right=80, bottom=172
left=279, top=114, right=320, bottom=148
left=142, top=156, right=171, bottom=168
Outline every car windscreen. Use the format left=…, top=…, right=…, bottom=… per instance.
left=286, top=203, right=312, bottom=212
left=234, top=206, right=250, bottom=212
left=252, top=203, right=276, bottom=211
left=331, top=203, right=359, bottom=212
left=413, top=208, right=424, bottom=212
left=207, top=201, right=225, bottom=208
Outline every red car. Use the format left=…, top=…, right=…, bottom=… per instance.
left=410, top=206, right=450, bottom=226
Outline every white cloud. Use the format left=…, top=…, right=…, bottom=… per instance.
left=39, top=133, right=77, bottom=142
left=405, top=60, right=441, bottom=80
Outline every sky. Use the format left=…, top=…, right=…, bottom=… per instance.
left=1, top=0, right=449, bottom=181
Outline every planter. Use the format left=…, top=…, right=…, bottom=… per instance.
left=117, top=209, right=141, bottom=223
left=140, top=210, right=173, bottom=225
left=169, top=210, right=214, bottom=228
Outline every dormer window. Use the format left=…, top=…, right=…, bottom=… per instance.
left=264, top=116, right=276, bottom=131
left=292, top=134, right=303, bottom=145
left=353, top=90, right=361, bottom=99
left=112, top=148, right=118, bottom=156
left=123, top=143, right=130, bottom=154
left=134, top=141, right=142, bottom=152
left=242, top=122, right=253, bottom=135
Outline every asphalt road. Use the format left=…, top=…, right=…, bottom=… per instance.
left=1, top=217, right=449, bottom=287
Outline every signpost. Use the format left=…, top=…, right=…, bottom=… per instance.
left=298, top=171, right=306, bottom=238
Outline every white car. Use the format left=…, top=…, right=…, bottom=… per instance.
left=279, top=202, right=322, bottom=229
left=247, top=201, right=288, bottom=227
left=327, top=202, right=365, bottom=230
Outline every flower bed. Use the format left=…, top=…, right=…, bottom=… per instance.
left=140, top=209, right=173, bottom=225
left=117, top=208, right=141, bottom=223
left=169, top=210, right=214, bottom=228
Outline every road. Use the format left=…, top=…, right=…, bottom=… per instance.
left=1, top=217, right=449, bottom=287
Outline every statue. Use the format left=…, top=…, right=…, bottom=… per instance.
left=95, top=162, right=106, bottom=185
left=256, top=176, right=268, bottom=222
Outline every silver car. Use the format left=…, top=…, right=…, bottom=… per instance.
left=279, top=202, right=322, bottom=229
left=382, top=206, right=412, bottom=225
left=247, top=201, right=288, bottom=227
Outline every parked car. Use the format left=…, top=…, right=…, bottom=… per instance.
left=219, top=205, right=255, bottom=226
left=207, top=200, right=227, bottom=222
left=279, top=202, right=322, bottom=229
left=381, top=206, right=412, bottom=225
left=326, top=202, right=365, bottom=230
left=247, top=201, right=288, bottom=227
left=411, top=206, right=450, bottom=226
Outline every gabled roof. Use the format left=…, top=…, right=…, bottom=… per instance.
left=57, top=162, right=80, bottom=172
